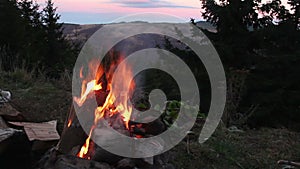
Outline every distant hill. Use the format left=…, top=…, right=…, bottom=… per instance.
left=62, top=21, right=216, bottom=44
left=62, top=23, right=103, bottom=43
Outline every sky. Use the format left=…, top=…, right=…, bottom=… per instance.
left=36, top=0, right=290, bottom=24
left=37, top=0, right=202, bottom=24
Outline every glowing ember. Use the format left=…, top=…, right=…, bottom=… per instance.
left=67, top=119, right=72, bottom=128
left=74, top=57, right=135, bottom=159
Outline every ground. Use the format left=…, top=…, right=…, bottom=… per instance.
left=0, top=70, right=299, bottom=169
left=173, top=126, right=300, bottom=169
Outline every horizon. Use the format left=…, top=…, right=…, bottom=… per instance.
left=37, top=0, right=290, bottom=24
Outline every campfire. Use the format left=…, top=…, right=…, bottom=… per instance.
left=73, top=56, right=136, bottom=159
left=40, top=54, right=173, bottom=169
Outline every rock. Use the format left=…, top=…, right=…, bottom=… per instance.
left=0, top=131, right=31, bottom=169
left=0, top=128, right=23, bottom=155
left=0, top=116, right=8, bottom=129
left=54, top=155, right=112, bottom=169
left=0, top=116, right=23, bottom=155
left=116, top=158, right=135, bottom=169
left=36, top=149, right=113, bottom=169
left=0, top=103, right=25, bottom=121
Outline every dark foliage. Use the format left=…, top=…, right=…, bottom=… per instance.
left=0, top=0, right=78, bottom=77
left=201, top=0, right=300, bottom=130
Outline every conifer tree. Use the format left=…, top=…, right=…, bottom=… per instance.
left=288, top=0, right=300, bottom=29
left=18, top=0, right=44, bottom=69
left=42, top=0, right=74, bottom=77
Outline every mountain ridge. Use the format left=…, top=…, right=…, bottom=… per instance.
left=62, top=21, right=216, bottom=43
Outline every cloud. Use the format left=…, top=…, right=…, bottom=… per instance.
left=109, top=0, right=198, bottom=9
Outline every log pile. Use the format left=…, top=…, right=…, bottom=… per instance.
left=37, top=96, right=175, bottom=169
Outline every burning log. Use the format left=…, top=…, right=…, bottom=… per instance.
left=56, top=103, right=169, bottom=166
left=40, top=104, right=173, bottom=169
left=39, top=57, right=175, bottom=169
left=57, top=104, right=87, bottom=154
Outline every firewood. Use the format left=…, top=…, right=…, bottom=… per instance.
left=57, top=104, right=87, bottom=154
left=278, top=160, right=300, bottom=167
left=54, top=91, right=173, bottom=169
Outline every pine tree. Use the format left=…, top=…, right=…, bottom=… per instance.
left=288, top=0, right=300, bottom=29
left=0, top=0, right=25, bottom=70
left=201, top=0, right=261, bottom=36
left=18, top=0, right=44, bottom=69
left=258, top=0, right=290, bottom=28
left=0, top=0, right=77, bottom=74
left=42, top=0, right=71, bottom=77
left=258, top=0, right=299, bottom=52
left=201, top=0, right=263, bottom=68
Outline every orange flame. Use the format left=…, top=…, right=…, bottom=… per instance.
left=74, top=80, right=102, bottom=106
left=67, top=119, right=72, bottom=128
left=77, top=135, right=91, bottom=158
left=74, top=57, right=135, bottom=159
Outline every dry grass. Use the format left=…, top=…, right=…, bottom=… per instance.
left=0, top=70, right=72, bottom=133
left=172, top=124, right=300, bottom=169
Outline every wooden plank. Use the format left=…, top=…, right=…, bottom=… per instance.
left=8, top=120, right=60, bottom=141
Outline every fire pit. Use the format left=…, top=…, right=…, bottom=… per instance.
left=37, top=56, right=175, bottom=169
